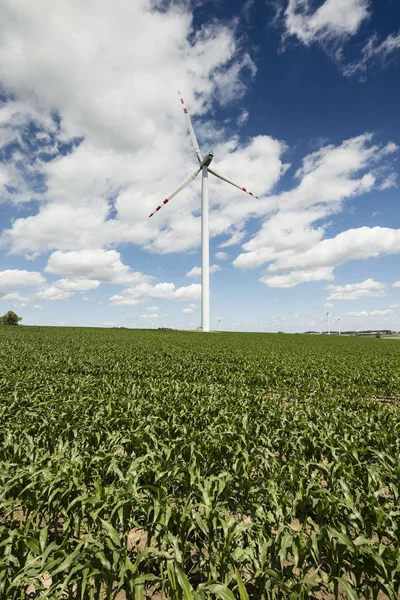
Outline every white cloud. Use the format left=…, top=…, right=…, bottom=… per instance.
left=280, top=1, right=400, bottom=80
left=347, top=309, right=393, bottom=317
left=393, top=281, right=400, bottom=288
left=186, top=264, right=221, bottom=278
left=45, top=249, right=151, bottom=285
left=378, top=173, right=397, bottom=191
left=183, top=303, right=197, bottom=314
left=141, top=313, right=162, bottom=320
left=261, top=267, right=334, bottom=288
left=102, top=321, right=117, bottom=327
left=172, top=284, right=202, bottom=301
left=33, top=304, right=42, bottom=309
left=140, top=312, right=167, bottom=326
left=215, top=251, right=228, bottom=260
left=237, top=109, right=249, bottom=126
left=0, top=0, right=288, bottom=258
left=234, top=135, right=399, bottom=285
left=27, top=280, right=96, bottom=304
left=344, top=31, right=400, bottom=78
left=0, top=1, right=252, bottom=150
left=283, top=0, right=370, bottom=47
left=110, top=282, right=201, bottom=306
left=146, top=305, right=159, bottom=311
left=1, top=291, right=29, bottom=302
left=326, top=278, right=387, bottom=301
left=0, top=269, right=45, bottom=298
left=265, top=227, right=400, bottom=277
left=53, top=278, right=100, bottom=292
left=35, top=286, right=73, bottom=301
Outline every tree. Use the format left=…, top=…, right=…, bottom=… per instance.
left=0, top=311, right=22, bottom=326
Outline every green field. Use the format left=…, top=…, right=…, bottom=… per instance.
left=1, top=327, right=399, bottom=599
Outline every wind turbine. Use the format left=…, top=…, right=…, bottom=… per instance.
left=324, top=310, right=331, bottom=336
left=336, top=315, right=341, bottom=336
left=149, top=92, right=258, bottom=332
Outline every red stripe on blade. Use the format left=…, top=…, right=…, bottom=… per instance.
left=163, top=199, right=169, bottom=204
left=156, top=206, right=161, bottom=211
left=242, top=187, right=247, bottom=192
left=180, top=98, right=184, bottom=104
left=183, top=108, right=188, bottom=114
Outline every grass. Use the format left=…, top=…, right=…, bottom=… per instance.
left=1, top=326, right=399, bottom=599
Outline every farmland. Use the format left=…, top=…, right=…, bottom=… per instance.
left=0, top=327, right=399, bottom=599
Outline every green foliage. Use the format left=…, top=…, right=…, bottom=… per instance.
left=0, top=310, right=22, bottom=326
left=0, top=326, right=399, bottom=598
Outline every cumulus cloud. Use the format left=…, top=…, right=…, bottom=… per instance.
left=31, top=278, right=100, bottom=303
left=35, top=286, right=74, bottom=301
left=1, top=291, right=29, bottom=303
left=393, top=281, right=400, bottom=289
left=234, top=135, right=399, bottom=287
left=110, top=283, right=201, bottom=306
left=0, top=0, right=253, bottom=149
left=261, top=267, right=334, bottom=288
left=347, top=308, right=393, bottom=317
left=183, top=303, right=197, bottom=314
left=282, top=0, right=370, bottom=47
left=267, top=227, right=400, bottom=276
left=215, top=251, right=228, bottom=260
left=0, top=269, right=45, bottom=298
left=140, top=312, right=167, bottom=327
left=186, top=264, right=221, bottom=278
left=53, top=278, right=100, bottom=292
left=326, top=278, right=387, bottom=301
left=45, top=249, right=151, bottom=285
left=0, top=0, right=287, bottom=258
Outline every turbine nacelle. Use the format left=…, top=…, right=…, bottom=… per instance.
left=200, top=152, right=213, bottom=167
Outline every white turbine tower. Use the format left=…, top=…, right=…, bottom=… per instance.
left=336, top=315, right=341, bottom=336
left=149, top=92, right=258, bottom=332
left=324, top=310, right=331, bottom=336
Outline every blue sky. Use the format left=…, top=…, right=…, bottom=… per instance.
left=0, top=0, right=399, bottom=332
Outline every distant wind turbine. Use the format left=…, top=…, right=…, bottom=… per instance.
left=149, top=92, right=258, bottom=332
left=325, top=310, right=331, bottom=336
left=336, top=315, right=341, bottom=336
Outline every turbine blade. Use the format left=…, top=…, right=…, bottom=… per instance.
left=148, top=166, right=201, bottom=217
left=178, top=91, right=202, bottom=164
left=208, top=166, right=258, bottom=199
